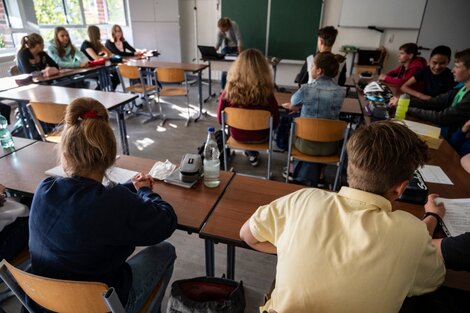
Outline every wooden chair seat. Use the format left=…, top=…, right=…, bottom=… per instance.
left=126, top=84, right=157, bottom=94
left=290, top=147, right=340, bottom=163
left=44, top=134, right=62, bottom=144
left=159, top=87, right=187, bottom=97
left=226, top=137, right=269, bottom=151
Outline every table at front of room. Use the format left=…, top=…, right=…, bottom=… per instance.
left=124, top=59, right=209, bottom=121
left=199, top=139, right=470, bottom=291
left=0, top=84, right=137, bottom=155
left=0, top=141, right=235, bottom=234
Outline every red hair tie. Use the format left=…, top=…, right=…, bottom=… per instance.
left=80, top=110, right=98, bottom=119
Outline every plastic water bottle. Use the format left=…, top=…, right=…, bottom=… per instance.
left=203, top=127, right=220, bottom=188
left=0, top=114, right=14, bottom=150
left=395, top=93, right=410, bottom=120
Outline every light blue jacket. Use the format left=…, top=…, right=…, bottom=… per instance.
left=48, top=40, right=88, bottom=68
left=291, top=76, right=346, bottom=119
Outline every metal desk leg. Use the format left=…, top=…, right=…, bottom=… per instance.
left=227, top=245, right=235, bottom=280
left=115, top=110, right=129, bottom=155
left=205, top=239, right=215, bottom=277
left=195, top=70, right=204, bottom=122
left=204, top=61, right=216, bottom=103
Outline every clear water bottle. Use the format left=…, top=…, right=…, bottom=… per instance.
left=203, top=127, right=220, bottom=188
left=395, top=93, right=410, bottom=120
left=0, top=114, right=14, bottom=150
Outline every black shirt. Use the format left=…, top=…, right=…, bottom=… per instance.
left=441, top=232, right=470, bottom=271
left=17, top=49, right=58, bottom=74
left=80, top=40, right=102, bottom=60
left=414, top=67, right=455, bottom=97
left=105, top=40, right=136, bottom=57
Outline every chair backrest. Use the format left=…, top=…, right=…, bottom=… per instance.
left=223, top=107, right=271, bottom=131
left=155, top=68, right=185, bottom=83
left=28, top=102, right=67, bottom=125
left=294, top=117, right=347, bottom=142
left=8, top=65, right=18, bottom=76
left=117, top=64, right=141, bottom=80
left=0, top=260, right=113, bottom=313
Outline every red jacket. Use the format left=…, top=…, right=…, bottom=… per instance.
left=217, top=91, right=280, bottom=143
left=384, top=57, right=427, bottom=86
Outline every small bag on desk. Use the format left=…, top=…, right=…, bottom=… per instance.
left=166, top=276, right=245, bottom=313
left=398, top=170, right=428, bottom=205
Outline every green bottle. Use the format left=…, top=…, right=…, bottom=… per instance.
left=395, top=93, right=410, bottom=120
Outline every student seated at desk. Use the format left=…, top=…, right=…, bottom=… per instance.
left=379, top=43, right=426, bottom=87
left=391, top=48, right=470, bottom=136
left=80, top=25, right=119, bottom=91
left=17, top=33, right=59, bottom=77
left=240, top=121, right=445, bottom=313
left=450, top=119, right=470, bottom=156
left=282, top=52, right=346, bottom=187
left=216, top=49, right=279, bottom=167
left=0, top=184, right=29, bottom=262
left=29, top=97, right=177, bottom=312
left=105, top=24, right=145, bottom=57
left=409, top=194, right=470, bottom=313
left=48, top=26, right=89, bottom=69
left=400, top=45, right=455, bottom=100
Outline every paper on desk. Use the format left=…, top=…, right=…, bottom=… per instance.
left=436, top=197, right=470, bottom=236
left=45, top=165, right=138, bottom=185
left=418, top=165, right=453, bottom=185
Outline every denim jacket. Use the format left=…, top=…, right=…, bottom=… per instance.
left=291, top=76, right=346, bottom=119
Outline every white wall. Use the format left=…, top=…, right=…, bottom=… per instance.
left=128, top=0, right=182, bottom=62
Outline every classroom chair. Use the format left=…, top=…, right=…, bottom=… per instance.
left=355, top=47, right=387, bottom=75
left=154, top=68, right=190, bottom=126
left=221, top=107, right=274, bottom=179
left=0, top=259, right=163, bottom=313
left=286, top=117, right=349, bottom=191
left=27, top=102, right=66, bottom=143
left=117, top=64, right=158, bottom=124
left=0, top=248, right=30, bottom=306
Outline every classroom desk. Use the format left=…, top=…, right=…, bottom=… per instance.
left=0, top=84, right=137, bottom=155
left=0, top=76, right=20, bottom=92
left=33, top=65, right=112, bottom=89
left=200, top=140, right=470, bottom=289
left=0, top=137, right=36, bottom=159
left=125, top=59, right=209, bottom=121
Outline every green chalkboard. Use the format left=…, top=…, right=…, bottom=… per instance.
left=222, top=0, right=322, bottom=60
left=221, top=0, right=268, bottom=54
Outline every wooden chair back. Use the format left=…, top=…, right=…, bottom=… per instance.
left=28, top=102, right=66, bottom=125
left=155, top=68, right=185, bottom=83
left=223, top=107, right=271, bottom=131
left=8, top=65, right=18, bottom=76
left=1, top=260, right=111, bottom=313
left=117, top=64, right=140, bottom=80
left=294, top=118, right=347, bottom=142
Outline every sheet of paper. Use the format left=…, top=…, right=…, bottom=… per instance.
left=418, top=165, right=453, bottom=185
left=45, top=166, right=138, bottom=185
left=436, top=198, right=470, bottom=236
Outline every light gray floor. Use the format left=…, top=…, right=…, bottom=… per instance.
left=1, top=81, right=289, bottom=312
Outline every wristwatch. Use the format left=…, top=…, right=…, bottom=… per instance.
left=422, top=212, right=441, bottom=222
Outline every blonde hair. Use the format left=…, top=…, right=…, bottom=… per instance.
left=111, top=24, right=126, bottom=43
left=346, top=121, right=428, bottom=195
left=87, top=25, right=104, bottom=54
left=60, top=97, right=116, bottom=176
left=225, top=49, right=274, bottom=106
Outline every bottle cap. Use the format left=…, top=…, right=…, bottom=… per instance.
left=208, top=127, right=215, bottom=132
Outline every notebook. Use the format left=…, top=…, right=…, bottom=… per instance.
left=164, top=169, right=199, bottom=189
left=198, top=45, right=225, bottom=60
left=45, top=165, right=138, bottom=185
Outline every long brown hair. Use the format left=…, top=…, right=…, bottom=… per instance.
left=225, top=49, right=274, bottom=106
left=60, top=97, right=116, bottom=176
left=111, top=24, right=126, bottom=43
left=87, top=25, right=104, bottom=54
left=19, top=33, right=44, bottom=53
left=54, top=26, right=75, bottom=58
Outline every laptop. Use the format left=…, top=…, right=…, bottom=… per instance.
left=198, top=45, right=225, bottom=60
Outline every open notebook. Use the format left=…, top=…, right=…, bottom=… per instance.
left=436, top=198, right=470, bottom=237
left=45, top=165, right=138, bottom=185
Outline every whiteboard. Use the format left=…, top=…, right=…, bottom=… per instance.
left=417, top=0, right=470, bottom=60
left=339, top=0, right=427, bottom=29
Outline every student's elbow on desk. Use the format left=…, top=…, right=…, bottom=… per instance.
left=240, top=220, right=259, bottom=247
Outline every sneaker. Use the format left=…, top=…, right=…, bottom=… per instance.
left=244, top=151, right=259, bottom=167
left=282, top=168, right=294, bottom=182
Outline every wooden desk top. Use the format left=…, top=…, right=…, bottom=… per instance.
left=200, top=175, right=305, bottom=247
left=274, top=92, right=362, bottom=116
left=0, top=137, right=36, bottom=159
left=0, top=84, right=137, bottom=110
left=114, top=155, right=235, bottom=232
left=125, top=59, right=208, bottom=73
left=33, top=66, right=106, bottom=83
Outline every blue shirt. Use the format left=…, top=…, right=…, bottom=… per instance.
left=291, top=76, right=346, bottom=119
left=29, top=176, right=177, bottom=304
